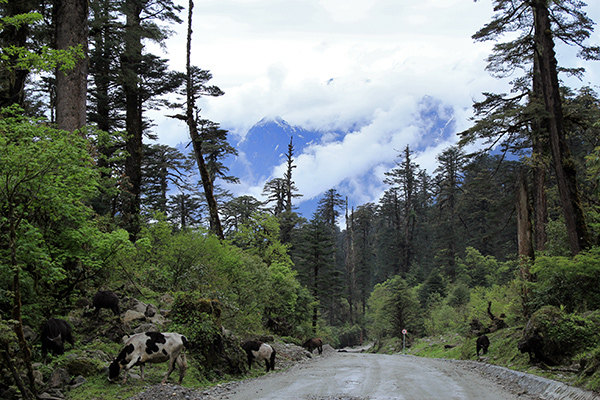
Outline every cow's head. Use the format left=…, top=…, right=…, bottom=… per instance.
left=108, top=360, right=121, bottom=382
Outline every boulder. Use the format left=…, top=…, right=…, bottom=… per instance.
left=122, top=310, right=145, bottom=324
left=65, top=356, right=100, bottom=377
left=47, top=368, right=70, bottom=389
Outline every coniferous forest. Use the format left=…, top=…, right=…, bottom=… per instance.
left=2, top=0, right=600, bottom=398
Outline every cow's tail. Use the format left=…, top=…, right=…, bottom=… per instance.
left=181, top=335, right=190, bottom=350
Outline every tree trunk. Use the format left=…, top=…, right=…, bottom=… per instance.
left=532, top=0, right=590, bottom=254
left=0, top=0, right=35, bottom=108
left=516, top=169, right=534, bottom=259
left=185, top=0, right=224, bottom=239
left=531, top=56, right=549, bottom=252
left=54, top=0, right=88, bottom=132
left=122, top=0, right=143, bottom=240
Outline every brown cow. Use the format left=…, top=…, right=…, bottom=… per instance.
left=302, top=338, right=323, bottom=355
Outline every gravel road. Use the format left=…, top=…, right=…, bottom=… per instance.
left=131, top=351, right=545, bottom=400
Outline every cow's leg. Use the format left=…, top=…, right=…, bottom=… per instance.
left=176, top=353, right=187, bottom=384
left=162, top=356, right=177, bottom=384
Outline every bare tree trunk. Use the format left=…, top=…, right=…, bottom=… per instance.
left=532, top=0, right=590, bottom=254
left=516, top=169, right=534, bottom=259
left=185, top=0, right=224, bottom=239
left=54, top=0, right=88, bottom=132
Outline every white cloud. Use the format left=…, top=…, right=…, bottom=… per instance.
left=153, top=0, right=600, bottom=211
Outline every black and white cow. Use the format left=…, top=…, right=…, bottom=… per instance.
left=92, top=290, right=120, bottom=316
left=241, top=340, right=276, bottom=372
left=40, top=318, right=74, bottom=358
left=108, top=332, right=188, bottom=384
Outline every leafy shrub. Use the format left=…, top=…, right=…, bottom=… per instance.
left=524, top=306, right=599, bottom=364
left=169, top=292, right=246, bottom=378
left=530, top=247, right=600, bottom=313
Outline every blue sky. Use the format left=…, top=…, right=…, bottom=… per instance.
left=151, top=0, right=600, bottom=215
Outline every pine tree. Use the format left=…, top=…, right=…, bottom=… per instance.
left=434, top=146, right=466, bottom=280
left=141, top=144, right=193, bottom=215
left=120, top=0, right=183, bottom=239
left=467, top=0, right=599, bottom=254
left=384, top=145, right=420, bottom=275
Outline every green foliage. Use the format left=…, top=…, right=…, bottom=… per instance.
left=367, top=275, right=423, bottom=340
left=528, top=306, right=599, bottom=360
left=530, top=247, right=600, bottom=313
left=170, top=292, right=222, bottom=351
left=456, top=247, right=513, bottom=287
left=0, top=107, right=119, bottom=317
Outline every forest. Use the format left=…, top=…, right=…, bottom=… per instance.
left=1, top=0, right=600, bottom=399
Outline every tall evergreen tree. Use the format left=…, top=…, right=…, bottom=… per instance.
left=168, top=191, right=203, bottom=229
left=141, top=143, right=192, bottom=215
left=120, top=0, right=182, bottom=239
left=434, top=146, right=466, bottom=280
left=384, top=145, right=420, bottom=274
left=295, top=215, right=335, bottom=334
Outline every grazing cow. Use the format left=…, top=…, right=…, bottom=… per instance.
left=92, top=290, right=120, bottom=316
left=41, top=318, right=74, bottom=358
left=242, top=340, right=276, bottom=372
left=518, top=332, right=548, bottom=363
left=476, top=334, right=490, bottom=356
left=108, top=332, right=188, bottom=384
left=302, top=338, right=323, bottom=355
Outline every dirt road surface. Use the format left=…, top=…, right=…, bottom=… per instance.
left=203, top=352, right=531, bottom=400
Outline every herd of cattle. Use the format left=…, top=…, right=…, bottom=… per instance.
left=39, top=290, right=520, bottom=385
left=38, top=290, right=325, bottom=385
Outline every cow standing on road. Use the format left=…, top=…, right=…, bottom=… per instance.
left=242, top=340, right=276, bottom=372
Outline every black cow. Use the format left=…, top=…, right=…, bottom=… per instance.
left=92, top=290, right=120, bottom=316
left=476, top=334, right=490, bottom=356
left=242, top=340, right=276, bottom=372
left=41, top=318, right=74, bottom=358
left=303, top=338, right=323, bottom=355
left=108, top=332, right=188, bottom=384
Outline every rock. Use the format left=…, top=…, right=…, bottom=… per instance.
left=38, top=392, right=63, bottom=400
left=47, top=368, right=70, bottom=389
left=160, top=293, right=174, bottom=306
left=23, top=325, right=38, bottom=343
left=148, top=314, right=165, bottom=326
left=33, top=369, right=44, bottom=387
left=70, top=376, right=86, bottom=390
left=145, top=303, right=158, bottom=318
left=122, top=310, right=145, bottom=324
left=134, top=323, right=158, bottom=334
left=39, top=389, right=65, bottom=399
left=66, top=356, right=100, bottom=377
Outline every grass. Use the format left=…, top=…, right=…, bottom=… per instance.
left=402, top=328, right=600, bottom=392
